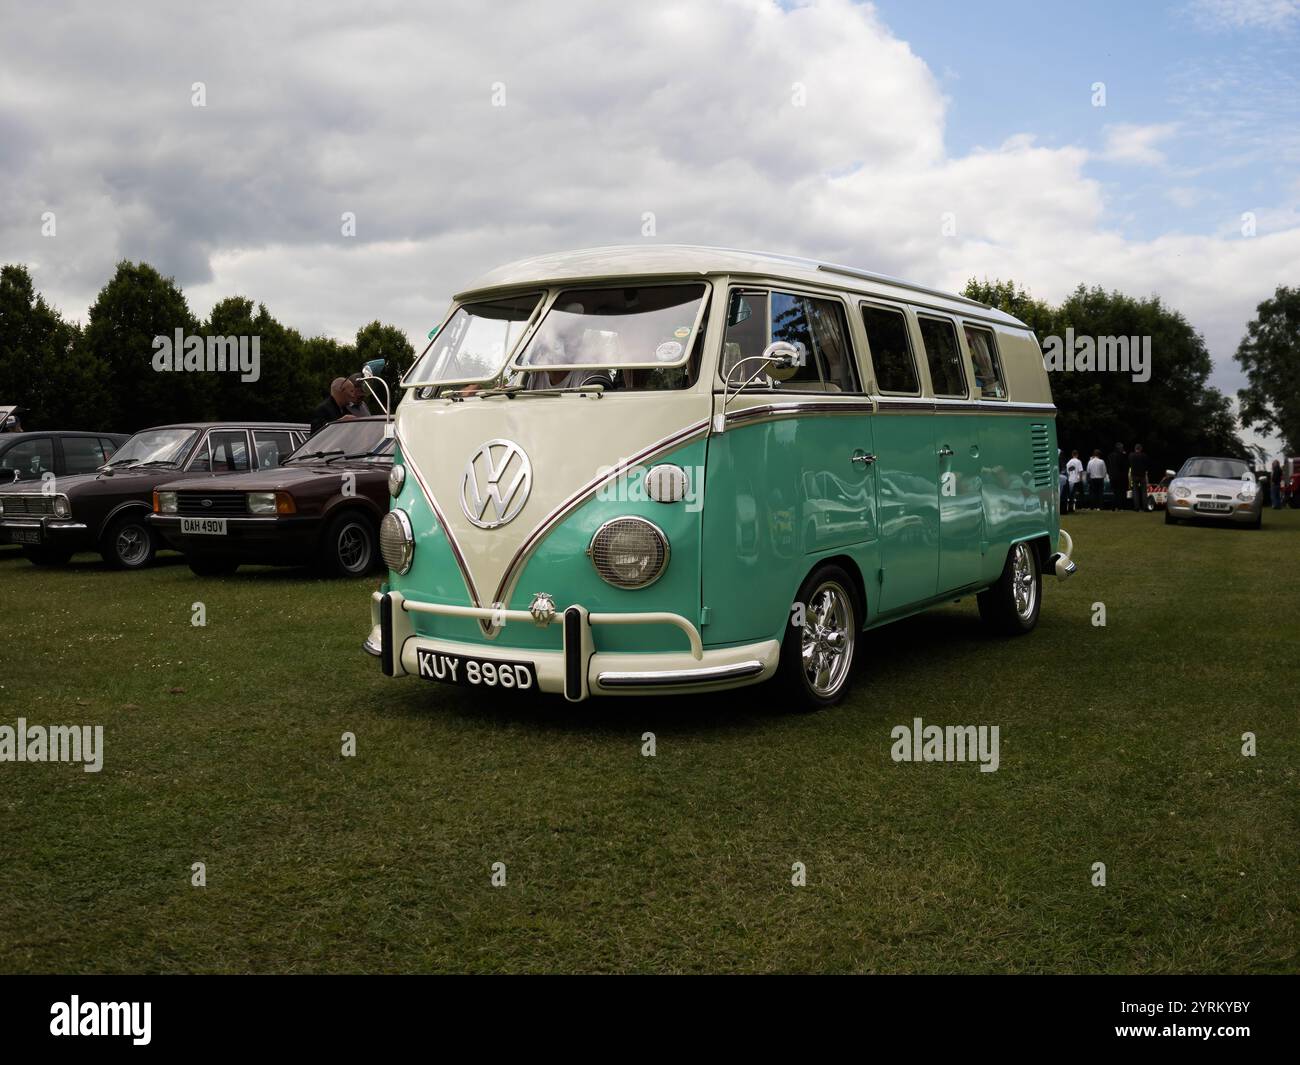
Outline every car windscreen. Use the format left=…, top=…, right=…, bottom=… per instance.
left=105, top=428, right=199, bottom=468
left=512, top=284, right=707, bottom=383
left=289, top=420, right=391, bottom=462
left=404, top=292, right=542, bottom=387
left=1180, top=458, right=1250, bottom=480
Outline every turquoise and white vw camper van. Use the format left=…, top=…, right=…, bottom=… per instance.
left=365, top=246, right=1075, bottom=708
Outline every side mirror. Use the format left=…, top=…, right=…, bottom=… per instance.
left=761, top=341, right=803, bottom=382
left=362, top=358, right=386, bottom=378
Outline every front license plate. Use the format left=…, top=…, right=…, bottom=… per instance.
left=415, top=648, right=538, bottom=692
left=7, top=526, right=41, bottom=544
left=181, top=517, right=228, bottom=535
left=1196, top=501, right=1230, bottom=512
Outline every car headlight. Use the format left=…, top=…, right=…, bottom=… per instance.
left=0, top=497, right=6, bottom=516
left=247, top=491, right=295, bottom=515
left=588, top=516, right=669, bottom=589
left=1237, top=487, right=1257, bottom=501
left=156, top=491, right=178, bottom=514
left=389, top=464, right=406, bottom=497
left=380, top=510, right=414, bottom=574
left=1172, top=482, right=1191, bottom=499
left=53, top=494, right=71, bottom=519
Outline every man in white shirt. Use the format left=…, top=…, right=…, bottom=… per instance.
left=1086, top=449, right=1107, bottom=509
left=1065, top=450, right=1084, bottom=513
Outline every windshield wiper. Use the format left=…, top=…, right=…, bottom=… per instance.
left=129, top=459, right=181, bottom=469
left=324, top=450, right=386, bottom=463
left=285, top=449, right=344, bottom=463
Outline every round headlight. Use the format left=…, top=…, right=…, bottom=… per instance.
left=588, top=517, right=669, bottom=589
left=1172, top=483, right=1191, bottom=499
left=388, top=464, right=406, bottom=498
left=380, top=509, right=414, bottom=575
left=53, top=494, right=71, bottom=518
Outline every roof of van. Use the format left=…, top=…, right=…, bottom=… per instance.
left=457, top=244, right=1029, bottom=329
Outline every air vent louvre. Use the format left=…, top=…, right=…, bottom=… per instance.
left=1030, top=423, right=1053, bottom=489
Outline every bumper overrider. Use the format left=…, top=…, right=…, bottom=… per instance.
left=363, top=589, right=780, bottom=702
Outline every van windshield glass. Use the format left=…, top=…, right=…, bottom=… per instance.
left=513, top=284, right=706, bottom=390
left=405, top=293, right=541, bottom=386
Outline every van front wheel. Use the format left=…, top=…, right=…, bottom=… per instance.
left=978, top=541, right=1041, bottom=636
left=777, top=564, right=859, bottom=710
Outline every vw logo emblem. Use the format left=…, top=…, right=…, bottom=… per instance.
left=460, top=439, right=532, bottom=529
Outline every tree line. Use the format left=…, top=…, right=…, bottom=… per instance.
left=3, top=259, right=1294, bottom=469
left=963, top=278, right=1298, bottom=471
left=0, top=261, right=416, bottom=433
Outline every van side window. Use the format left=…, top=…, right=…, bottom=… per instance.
left=917, top=315, right=967, bottom=398
left=771, top=293, right=859, bottom=393
left=963, top=325, right=1007, bottom=400
left=722, top=290, right=859, bottom=393
left=860, top=305, right=918, bottom=394
left=721, top=290, right=769, bottom=382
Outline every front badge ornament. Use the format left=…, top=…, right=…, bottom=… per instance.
left=461, top=439, right=532, bottom=529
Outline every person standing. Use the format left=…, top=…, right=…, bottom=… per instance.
left=1066, top=450, right=1085, bottom=512
left=1270, top=459, right=1284, bottom=510
left=1106, top=442, right=1128, bottom=511
left=310, top=377, right=357, bottom=435
left=1129, top=443, right=1151, bottom=512
left=1086, top=449, right=1107, bottom=509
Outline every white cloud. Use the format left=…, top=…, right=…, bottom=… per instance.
left=1186, top=0, right=1300, bottom=30
left=1101, top=123, right=1180, bottom=166
left=0, top=0, right=1295, bottom=418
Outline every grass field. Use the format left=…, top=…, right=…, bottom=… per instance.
left=0, top=509, right=1296, bottom=974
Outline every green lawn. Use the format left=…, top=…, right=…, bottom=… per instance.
left=0, top=510, right=1296, bottom=974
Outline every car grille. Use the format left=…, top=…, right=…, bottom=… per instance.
left=176, top=491, right=247, bottom=516
left=0, top=494, right=55, bottom=516
left=1194, top=492, right=1231, bottom=500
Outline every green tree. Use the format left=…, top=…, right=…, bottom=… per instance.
left=964, top=278, right=1242, bottom=471
left=354, top=320, right=415, bottom=414
left=82, top=261, right=204, bottom=430
left=0, top=265, right=110, bottom=429
left=1235, top=285, right=1300, bottom=453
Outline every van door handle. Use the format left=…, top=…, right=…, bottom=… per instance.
left=851, top=451, right=876, bottom=466
left=938, top=446, right=954, bottom=457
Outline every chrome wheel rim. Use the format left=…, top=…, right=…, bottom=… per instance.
left=1012, top=543, right=1037, bottom=620
left=338, top=523, right=371, bottom=573
left=801, top=580, right=854, bottom=697
left=116, top=525, right=149, bottom=565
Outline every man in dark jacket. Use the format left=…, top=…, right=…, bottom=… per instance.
left=1106, top=442, right=1127, bottom=511
left=310, top=377, right=353, bottom=435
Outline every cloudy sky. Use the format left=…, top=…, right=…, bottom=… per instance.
left=2, top=0, right=1297, bottom=447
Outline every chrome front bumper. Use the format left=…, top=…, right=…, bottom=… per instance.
left=363, top=590, right=779, bottom=702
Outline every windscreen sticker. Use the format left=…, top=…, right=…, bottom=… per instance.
left=655, top=341, right=684, bottom=361
left=673, top=327, right=691, bottom=339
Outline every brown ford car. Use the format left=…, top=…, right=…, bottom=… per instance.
left=150, top=417, right=393, bottom=577
left=0, top=422, right=307, bottom=568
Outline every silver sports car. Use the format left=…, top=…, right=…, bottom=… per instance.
left=1165, top=456, right=1263, bottom=528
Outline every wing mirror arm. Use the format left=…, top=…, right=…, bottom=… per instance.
left=715, top=342, right=802, bottom=434
left=360, top=358, right=393, bottom=432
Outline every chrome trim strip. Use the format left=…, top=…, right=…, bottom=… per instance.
left=596, top=659, right=765, bottom=688
left=723, top=400, right=876, bottom=426
left=489, top=418, right=711, bottom=613
left=873, top=398, right=1056, bottom=415
left=393, top=427, right=485, bottom=610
